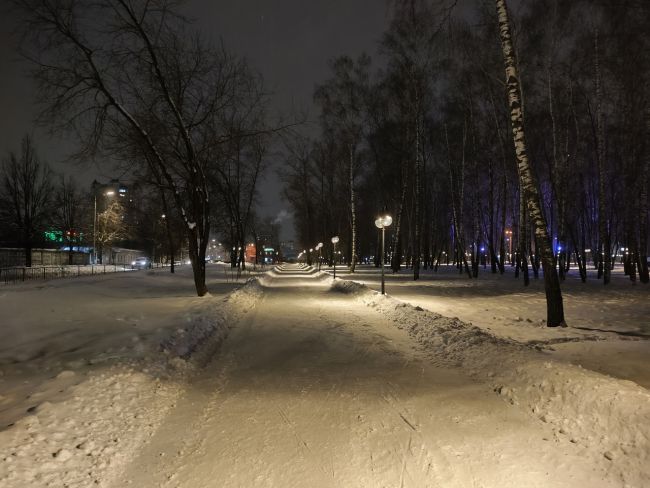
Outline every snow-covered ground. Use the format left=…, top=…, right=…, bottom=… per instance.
left=1, top=263, right=648, bottom=487
left=0, top=264, right=264, bottom=487
left=328, top=264, right=650, bottom=389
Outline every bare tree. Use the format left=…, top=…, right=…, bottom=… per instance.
left=96, top=200, right=127, bottom=264
left=314, top=55, right=371, bottom=273
left=0, top=134, right=52, bottom=267
left=54, top=175, right=81, bottom=265
left=11, top=0, right=272, bottom=295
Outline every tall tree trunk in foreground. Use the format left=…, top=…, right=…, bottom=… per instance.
left=496, top=0, right=566, bottom=326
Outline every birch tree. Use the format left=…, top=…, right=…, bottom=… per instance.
left=314, top=55, right=371, bottom=273
left=495, top=0, right=566, bottom=327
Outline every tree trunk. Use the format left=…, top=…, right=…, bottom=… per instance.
left=188, top=226, right=208, bottom=296
left=413, top=112, right=421, bottom=281
left=519, top=187, right=530, bottom=286
left=595, top=29, right=611, bottom=285
left=639, top=107, right=650, bottom=283
left=498, top=171, right=508, bottom=274
left=488, top=159, right=498, bottom=273
left=391, top=161, right=408, bottom=273
left=445, top=124, right=472, bottom=279
left=349, top=144, right=357, bottom=273
left=496, top=0, right=565, bottom=327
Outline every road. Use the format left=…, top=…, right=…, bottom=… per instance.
left=114, top=265, right=613, bottom=487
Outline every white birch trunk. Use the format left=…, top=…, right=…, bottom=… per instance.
left=349, top=144, right=357, bottom=273
left=496, top=0, right=566, bottom=326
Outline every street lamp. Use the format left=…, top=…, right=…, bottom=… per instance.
left=316, top=242, right=323, bottom=271
left=331, top=236, right=339, bottom=279
left=375, top=215, right=393, bottom=295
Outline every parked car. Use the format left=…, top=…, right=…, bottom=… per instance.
left=131, top=257, right=151, bottom=269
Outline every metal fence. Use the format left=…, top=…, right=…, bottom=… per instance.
left=222, top=263, right=268, bottom=282
left=0, top=264, right=137, bottom=285
left=0, top=262, right=269, bottom=286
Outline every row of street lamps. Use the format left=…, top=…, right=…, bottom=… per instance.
left=301, top=214, right=393, bottom=295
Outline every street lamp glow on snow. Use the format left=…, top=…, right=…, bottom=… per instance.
left=331, top=236, right=339, bottom=279
left=375, top=215, right=392, bottom=295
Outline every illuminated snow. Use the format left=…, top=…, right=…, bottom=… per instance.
left=0, top=264, right=648, bottom=487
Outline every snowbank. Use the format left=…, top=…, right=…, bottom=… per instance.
left=259, top=265, right=331, bottom=287
left=0, top=276, right=264, bottom=488
left=160, top=277, right=263, bottom=369
left=332, top=278, right=650, bottom=487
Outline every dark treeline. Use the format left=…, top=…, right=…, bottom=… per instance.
left=281, top=0, right=649, bottom=325
left=0, top=133, right=189, bottom=268
left=0, top=130, right=273, bottom=275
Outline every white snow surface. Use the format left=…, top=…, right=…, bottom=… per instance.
left=332, top=276, right=650, bottom=487
left=0, top=264, right=264, bottom=487
left=1, top=263, right=648, bottom=487
left=329, top=264, right=650, bottom=389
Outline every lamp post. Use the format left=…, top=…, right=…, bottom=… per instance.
left=374, top=215, right=393, bottom=295
left=316, top=242, right=323, bottom=271
left=331, top=236, right=339, bottom=279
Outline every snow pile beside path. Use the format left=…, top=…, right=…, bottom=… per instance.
left=161, top=277, right=263, bottom=370
left=498, top=361, right=649, bottom=460
left=0, top=277, right=264, bottom=488
left=227, top=276, right=264, bottom=306
left=331, top=279, right=366, bottom=294
left=332, top=279, right=526, bottom=372
left=333, top=278, right=650, bottom=486
left=0, top=369, right=182, bottom=487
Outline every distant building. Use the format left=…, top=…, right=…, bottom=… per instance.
left=90, top=178, right=144, bottom=263
left=245, top=243, right=256, bottom=263
left=280, top=241, right=297, bottom=262
left=92, top=178, right=129, bottom=201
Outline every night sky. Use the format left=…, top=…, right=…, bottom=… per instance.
left=0, top=0, right=391, bottom=240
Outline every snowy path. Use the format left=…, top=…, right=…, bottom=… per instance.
left=115, top=266, right=615, bottom=488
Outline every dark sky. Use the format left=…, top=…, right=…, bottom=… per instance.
left=0, top=0, right=391, bottom=240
